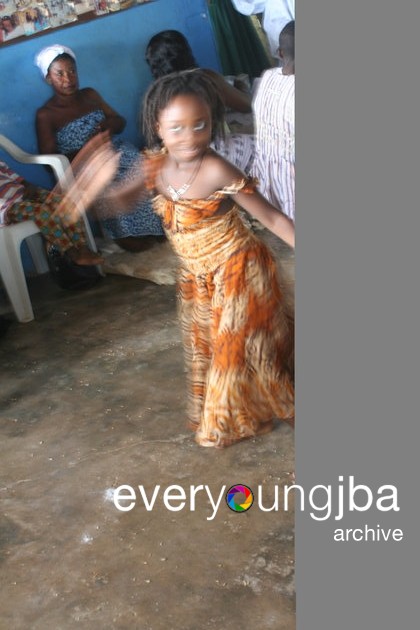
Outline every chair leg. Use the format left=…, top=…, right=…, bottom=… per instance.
left=82, top=212, right=105, bottom=277
left=26, top=233, right=49, bottom=274
left=0, top=231, right=34, bottom=323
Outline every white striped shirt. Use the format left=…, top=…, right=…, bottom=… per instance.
left=252, top=68, right=295, bottom=220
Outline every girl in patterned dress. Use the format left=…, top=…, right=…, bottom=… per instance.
left=84, top=69, right=295, bottom=447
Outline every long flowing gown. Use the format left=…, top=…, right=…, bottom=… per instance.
left=56, top=110, right=164, bottom=239
left=145, top=151, right=295, bottom=447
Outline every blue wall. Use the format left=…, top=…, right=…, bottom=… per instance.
left=0, top=0, right=221, bottom=188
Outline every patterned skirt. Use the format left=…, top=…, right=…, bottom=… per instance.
left=172, top=211, right=294, bottom=447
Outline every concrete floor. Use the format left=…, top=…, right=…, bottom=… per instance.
left=0, top=235, right=295, bottom=630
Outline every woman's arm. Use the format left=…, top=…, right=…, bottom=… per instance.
left=204, top=69, right=252, bottom=113
left=36, top=107, right=59, bottom=154
left=84, top=88, right=126, bottom=135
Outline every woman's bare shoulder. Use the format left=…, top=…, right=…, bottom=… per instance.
left=81, top=86, right=100, bottom=97
left=79, top=87, right=104, bottom=103
left=35, top=100, right=59, bottom=127
left=36, top=96, right=56, bottom=115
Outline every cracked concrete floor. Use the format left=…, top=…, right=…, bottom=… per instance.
left=0, top=234, right=295, bottom=630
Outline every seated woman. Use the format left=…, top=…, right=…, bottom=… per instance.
left=34, top=44, right=165, bottom=252
left=145, top=30, right=255, bottom=174
left=1, top=158, right=102, bottom=266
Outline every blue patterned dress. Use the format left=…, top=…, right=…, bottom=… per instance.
left=56, top=110, right=164, bottom=239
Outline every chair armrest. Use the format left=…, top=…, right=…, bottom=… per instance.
left=0, top=134, right=74, bottom=192
left=0, top=134, right=98, bottom=254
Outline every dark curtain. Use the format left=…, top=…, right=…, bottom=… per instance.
left=207, top=0, right=272, bottom=78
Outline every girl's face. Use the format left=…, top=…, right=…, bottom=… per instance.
left=156, top=94, right=212, bottom=162
left=47, top=58, right=78, bottom=96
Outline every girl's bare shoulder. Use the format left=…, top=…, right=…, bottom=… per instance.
left=204, top=149, right=245, bottom=189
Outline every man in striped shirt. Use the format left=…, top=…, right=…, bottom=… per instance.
left=251, top=20, right=295, bottom=221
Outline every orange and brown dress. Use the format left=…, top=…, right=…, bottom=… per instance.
left=145, top=151, right=295, bottom=447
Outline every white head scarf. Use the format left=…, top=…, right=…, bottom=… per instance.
left=35, top=44, right=76, bottom=79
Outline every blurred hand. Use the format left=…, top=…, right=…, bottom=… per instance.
left=71, top=130, right=113, bottom=175
left=54, top=144, right=120, bottom=224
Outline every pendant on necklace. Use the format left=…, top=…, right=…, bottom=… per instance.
left=164, top=154, right=204, bottom=201
left=166, top=182, right=191, bottom=201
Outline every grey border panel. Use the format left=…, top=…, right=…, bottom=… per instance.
left=296, top=2, right=420, bottom=628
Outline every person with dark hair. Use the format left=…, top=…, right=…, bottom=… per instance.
left=145, top=29, right=252, bottom=113
left=251, top=20, right=295, bottom=220
left=98, top=69, right=295, bottom=448
left=145, top=30, right=197, bottom=77
left=145, top=30, right=255, bottom=174
left=34, top=44, right=165, bottom=252
left=278, top=18, right=295, bottom=64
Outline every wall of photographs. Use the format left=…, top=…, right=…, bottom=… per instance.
left=0, top=0, right=152, bottom=45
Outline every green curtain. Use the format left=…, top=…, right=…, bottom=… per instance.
left=207, top=0, right=272, bottom=78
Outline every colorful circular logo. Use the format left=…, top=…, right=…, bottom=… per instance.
left=226, top=485, right=254, bottom=512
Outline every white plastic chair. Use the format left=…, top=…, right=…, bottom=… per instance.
left=0, top=134, right=98, bottom=323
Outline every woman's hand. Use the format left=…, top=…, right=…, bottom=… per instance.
left=97, top=114, right=126, bottom=135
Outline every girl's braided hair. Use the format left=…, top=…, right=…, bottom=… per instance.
left=142, top=69, right=226, bottom=149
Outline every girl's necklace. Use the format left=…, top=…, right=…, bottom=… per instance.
left=162, top=155, right=204, bottom=201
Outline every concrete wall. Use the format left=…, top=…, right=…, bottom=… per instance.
left=0, top=0, right=220, bottom=188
